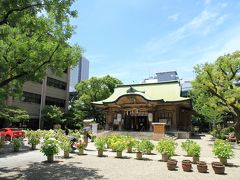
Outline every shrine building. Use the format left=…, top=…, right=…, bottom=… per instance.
left=92, top=80, right=192, bottom=132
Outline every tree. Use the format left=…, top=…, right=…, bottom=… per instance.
left=0, top=106, right=29, bottom=127
left=191, top=91, right=223, bottom=128
left=73, top=75, right=122, bottom=126
left=63, top=107, right=84, bottom=129
left=0, top=0, right=82, bottom=101
left=191, top=51, right=240, bottom=140
left=42, top=105, right=64, bottom=129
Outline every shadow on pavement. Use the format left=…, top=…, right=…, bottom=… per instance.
left=0, top=161, right=106, bottom=180
left=0, top=144, right=32, bottom=158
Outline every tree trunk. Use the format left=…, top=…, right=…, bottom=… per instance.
left=234, top=118, right=240, bottom=142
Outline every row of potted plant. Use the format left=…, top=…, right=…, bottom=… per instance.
left=95, top=135, right=234, bottom=162
left=94, top=135, right=171, bottom=160
left=166, top=139, right=233, bottom=174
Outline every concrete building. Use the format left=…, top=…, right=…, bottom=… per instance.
left=181, top=81, right=192, bottom=97
left=70, top=56, right=89, bottom=92
left=78, top=56, right=89, bottom=82
left=7, top=69, right=70, bottom=129
left=143, top=71, right=179, bottom=83
left=156, top=71, right=179, bottom=82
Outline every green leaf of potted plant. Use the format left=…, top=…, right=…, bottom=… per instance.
left=181, top=140, right=196, bottom=156
left=134, top=140, right=144, bottom=160
left=59, top=139, right=72, bottom=158
left=141, top=139, right=154, bottom=154
left=156, top=138, right=177, bottom=162
left=40, top=138, right=59, bottom=162
left=110, top=137, right=126, bottom=158
left=11, top=138, right=24, bottom=152
left=109, top=135, right=122, bottom=152
left=188, top=143, right=201, bottom=164
left=26, top=130, right=41, bottom=150
left=212, top=139, right=234, bottom=165
left=95, top=137, right=106, bottom=157
left=125, top=135, right=136, bottom=153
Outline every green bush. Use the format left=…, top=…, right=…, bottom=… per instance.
left=156, top=138, right=177, bottom=158
left=181, top=140, right=196, bottom=155
left=59, top=139, right=72, bottom=152
left=95, top=137, right=106, bottom=151
left=26, top=130, right=41, bottom=146
left=108, top=135, right=124, bottom=151
left=11, top=138, right=24, bottom=151
left=125, top=135, right=136, bottom=149
left=210, top=130, right=226, bottom=140
left=141, top=139, right=154, bottom=154
left=134, top=140, right=144, bottom=152
left=188, top=143, right=201, bottom=157
left=221, top=127, right=234, bottom=135
left=212, top=139, right=234, bottom=158
left=110, top=136, right=126, bottom=152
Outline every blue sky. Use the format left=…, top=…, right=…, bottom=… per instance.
left=69, top=0, right=240, bottom=84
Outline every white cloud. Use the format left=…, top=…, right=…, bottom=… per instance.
left=168, top=13, right=180, bottom=22
left=203, top=0, right=212, bottom=5
left=197, top=33, right=240, bottom=64
left=171, top=10, right=227, bottom=40
left=138, top=6, right=228, bottom=57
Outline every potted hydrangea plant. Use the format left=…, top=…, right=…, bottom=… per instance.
left=141, top=139, right=154, bottom=154
left=111, top=138, right=126, bottom=158
left=125, top=136, right=136, bottom=153
left=212, top=139, right=234, bottom=165
left=134, top=140, right=144, bottom=160
left=181, top=140, right=195, bottom=156
left=59, top=139, right=72, bottom=158
left=26, top=130, right=41, bottom=150
left=109, top=135, right=122, bottom=152
left=40, top=138, right=59, bottom=162
left=156, top=138, right=177, bottom=162
left=11, top=138, right=24, bottom=152
left=95, top=137, right=106, bottom=157
left=188, top=143, right=201, bottom=164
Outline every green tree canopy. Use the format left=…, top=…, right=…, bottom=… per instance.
left=0, top=106, right=29, bottom=124
left=191, top=51, right=240, bottom=140
left=73, top=75, right=122, bottom=126
left=42, top=105, right=64, bottom=129
left=0, top=0, right=82, bottom=102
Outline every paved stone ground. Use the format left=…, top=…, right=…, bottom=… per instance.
left=0, top=134, right=239, bottom=180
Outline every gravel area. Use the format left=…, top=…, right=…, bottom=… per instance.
left=0, top=134, right=240, bottom=180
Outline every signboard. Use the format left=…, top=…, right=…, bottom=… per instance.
left=152, top=123, right=166, bottom=140
left=148, top=113, right=153, bottom=122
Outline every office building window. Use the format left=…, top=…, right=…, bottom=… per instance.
left=45, top=96, right=66, bottom=107
left=47, top=77, right=67, bottom=90
left=23, top=92, right=41, bottom=104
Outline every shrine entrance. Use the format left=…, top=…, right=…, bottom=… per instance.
left=124, top=115, right=149, bottom=131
